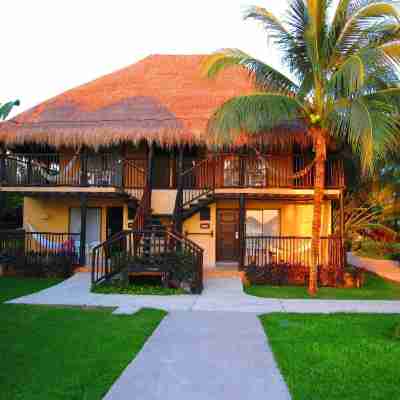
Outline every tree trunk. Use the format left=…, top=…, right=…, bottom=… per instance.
left=309, top=128, right=327, bottom=296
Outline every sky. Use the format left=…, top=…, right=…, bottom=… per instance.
left=1, top=0, right=289, bottom=117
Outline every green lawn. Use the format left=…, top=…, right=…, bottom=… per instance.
left=245, top=272, right=400, bottom=300
left=261, top=313, right=400, bottom=400
left=0, top=277, right=166, bottom=400
left=0, top=276, right=62, bottom=303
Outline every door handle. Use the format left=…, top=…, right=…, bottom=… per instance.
left=235, top=231, right=239, bottom=240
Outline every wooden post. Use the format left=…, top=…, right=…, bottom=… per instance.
left=80, top=148, right=88, bottom=186
left=0, top=145, right=6, bottom=220
left=340, top=191, right=345, bottom=239
left=27, top=155, right=33, bottom=185
left=0, top=144, right=5, bottom=184
left=79, top=193, right=88, bottom=266
left=239, top=194, right=246, bottom=270
left=175, top=146, right=184, bottom=234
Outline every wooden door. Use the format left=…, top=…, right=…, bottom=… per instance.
left=216, top=210, right=240, bottom=261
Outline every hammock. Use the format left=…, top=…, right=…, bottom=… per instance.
left=25, top=224, right=75, bottom=253
left=254, top=150, right=316, bottom=180
left=35, top=154, right=79, bottom=183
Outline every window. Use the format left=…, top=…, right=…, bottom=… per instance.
left=245, top=210, right=280, bottom=236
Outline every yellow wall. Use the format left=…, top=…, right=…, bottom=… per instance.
left=183, top=199, right=332, bottom=268
left=152, top=190, right=177, bottom=215
left=24, top=196, right=129, bottom=242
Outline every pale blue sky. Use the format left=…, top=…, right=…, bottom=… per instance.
left=2, top=0, right=292, bottom=116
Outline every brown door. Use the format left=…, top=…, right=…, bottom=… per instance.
left=217, top=210, right=240, bottom=262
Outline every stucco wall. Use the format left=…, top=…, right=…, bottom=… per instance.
left=24, top=196, right=129, bottom=242
left=151, top=190, right=177, bottom=215
left=183, top=199, right=332, bottom=268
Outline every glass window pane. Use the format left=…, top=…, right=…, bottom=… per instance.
left=262, top=210, right=280, bottom=236
left=246, top=210, right=263, bottom=236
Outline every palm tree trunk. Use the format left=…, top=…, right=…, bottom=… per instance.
left=309, top=127, right=327, bottom=295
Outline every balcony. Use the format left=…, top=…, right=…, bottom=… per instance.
left=0, top=153, right=147, bottom=198
left=182, top=154, right=345, bottom=191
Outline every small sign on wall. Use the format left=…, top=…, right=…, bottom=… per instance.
left=200, top=222, right=210, bottom=229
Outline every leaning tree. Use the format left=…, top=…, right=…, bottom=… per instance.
left=202, top=0, right=400, bottom=294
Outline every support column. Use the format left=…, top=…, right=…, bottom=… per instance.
left=147, top=143, right=154, bottom=189
left=340, top=191, right=345, bottom=239
left=0, top=145, right=6, bottom=220
left=79, top=193, right=88, bottom=266
left=80, top=148, right=88, bottom=186
left=175, top=146, right=184, bottom=234
left=239, top=194, right=246, bottom=270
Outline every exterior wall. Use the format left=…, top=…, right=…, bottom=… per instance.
left=23, top=196, right=129, bottom=242
left=183, top=199, right=332, bottom=268
left=151, top=189, right=177, bottom=215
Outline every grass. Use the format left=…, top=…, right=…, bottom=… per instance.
left=0, top=276, right=62, bottom=303
left=0, top=277, right=166, bottom=400
left=244, top=272, right=400, bottom=300
left=261, top=313, right=400, bottom=400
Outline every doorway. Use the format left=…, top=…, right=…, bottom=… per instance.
left=107, top=207, right=124, bottom=238
left=216, top=209, right=240, bottom=262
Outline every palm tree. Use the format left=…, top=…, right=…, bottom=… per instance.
left=202, top=0, right=400, bottom=294
left=0, top=100, right=19, bottom=120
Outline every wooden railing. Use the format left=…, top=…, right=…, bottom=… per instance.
left=0, top=230, right=80, bottom=270
left=181, top=158, right=215, bottom=207
left=91, top=228, right=203, bottom=293
left=0, top=153, right=147, bottom=191
left=244, top=235, right=344, bottom=284
left=180, top=155, right=344, bottom=191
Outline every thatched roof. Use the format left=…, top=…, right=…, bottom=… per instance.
left=0, top=54, right=259, bottom=149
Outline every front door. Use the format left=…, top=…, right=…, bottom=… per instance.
left=107, top=207, right=124, bottom=238
left=216, top=209, right=240, bottom=262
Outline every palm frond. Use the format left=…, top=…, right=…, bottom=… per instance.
left=329, top=96, right=399, bottom=173
left=328, top=54, right=366, bottom=96
left=201, top=49, right=299, bottom=95
left=244, top=6, right=292, bottom=42
left=330, top=2, right=400, bottom=61
left=207, top=93, right=307, bottom=146
left=284, top=0, right=314, bottom=79
left=0, top=100, right=20, bottom=120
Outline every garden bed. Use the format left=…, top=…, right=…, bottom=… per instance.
left=92, top=277, right=186, bottom=296
left=244, top=271, right=400, bottom=300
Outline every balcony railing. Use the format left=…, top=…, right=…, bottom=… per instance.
left=181, top=154, right=344, bottom=191
left=0, top=153, right=147, bottom=191
left=244, top=235, right=344, bottom=286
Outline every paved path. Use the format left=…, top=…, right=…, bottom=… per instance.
left=348, top=252, right=400, bottom=283
left=104, top=311, right=291, bottom=400
left=7, top=273, right=400, bottom=313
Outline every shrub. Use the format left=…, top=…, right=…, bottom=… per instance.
left=356, top=239, right=400, bottom=260
left=13, top=252, right=74, bottom=278
left=108, top=250, right=199, bottom=293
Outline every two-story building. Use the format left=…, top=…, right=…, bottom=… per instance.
left=0, top=55, right=345, bottom=287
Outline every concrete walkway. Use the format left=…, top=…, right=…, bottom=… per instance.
left=348, top=252, right=400, bottom=283
left=7, top=272, right=400, bottom=313
left=104, top=311, right=291, bottom=400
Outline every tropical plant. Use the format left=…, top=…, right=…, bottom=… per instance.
left=0, top=100, right=20, bottom=221
left=335, top=176, right=400, bottom=243
left=202, top=0, right=400, bottom=294
left=0, top=100, right=19, bottom=120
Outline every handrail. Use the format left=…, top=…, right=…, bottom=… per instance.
left=91, top=228, right=203, bottom=293
left=244, top=235, right=344, bottom=285
left=178, top=154, right=345, bottom=192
